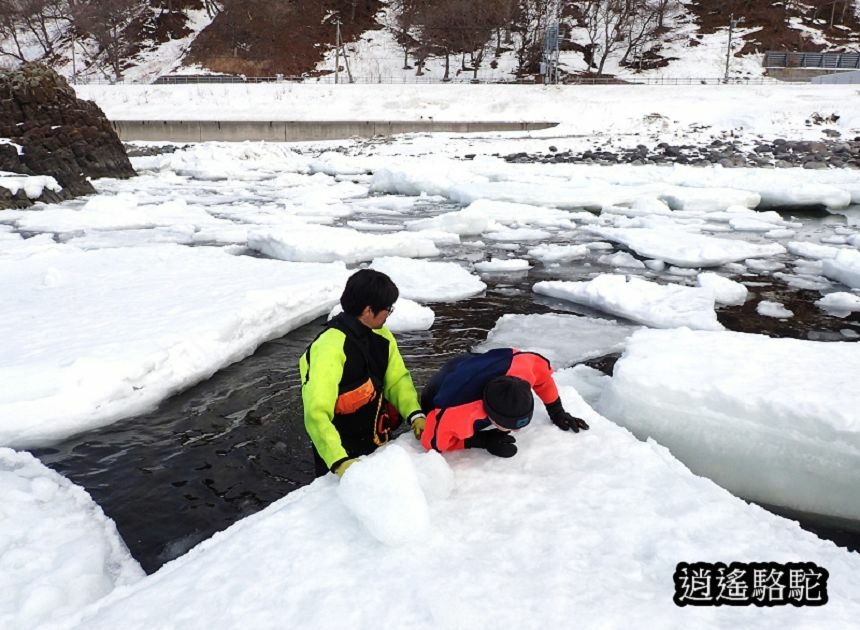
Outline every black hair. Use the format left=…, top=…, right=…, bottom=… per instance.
left=340, top=269, right=399, bottom=317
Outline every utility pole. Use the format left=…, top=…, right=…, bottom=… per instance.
left=334, top=18, right=341, bottom=84
left=724, top=13, right=739, bottom=83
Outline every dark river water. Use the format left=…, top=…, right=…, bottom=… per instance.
left=31, top=207, right=860, bottom=573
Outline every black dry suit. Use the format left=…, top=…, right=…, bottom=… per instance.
left=299, top=313, right=422, bottom=476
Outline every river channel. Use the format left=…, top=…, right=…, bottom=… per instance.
left=32, top=205, right=860, bottom=573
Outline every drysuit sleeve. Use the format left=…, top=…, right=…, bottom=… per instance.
left=376, top=326, right=423, bottom=423
left=506, top=352, right=559, bottom=404
left=299, top=328, right=348, bottom=470
left=420, top=400, right=487, bottom=452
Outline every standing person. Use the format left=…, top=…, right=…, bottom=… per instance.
left=300, top=269, right=426, bottom=478
left=417, top=348, right=589, bottom=457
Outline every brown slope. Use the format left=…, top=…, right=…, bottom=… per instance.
left=689, top=0, right=859, bottom=54
left=183, top=0, right=383, bottom=76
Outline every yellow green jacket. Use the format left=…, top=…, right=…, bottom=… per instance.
left=299, top=313, right=422, bottom=471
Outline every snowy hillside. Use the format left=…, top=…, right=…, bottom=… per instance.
left=1, top=0, right=859, bottom=83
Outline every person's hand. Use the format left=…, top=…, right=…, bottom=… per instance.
left=546, top=398, right=590, bottom=433
left=411, top=414, right=426, bottom=440
left=551, top=410, right=589, bottom=432
left=334, top=458, right=357, bottom=477
left=464, top=429, right=518, bottom=458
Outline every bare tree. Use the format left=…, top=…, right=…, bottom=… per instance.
left=386, top=0, right=420, bottom=69
left=648, top=0, right=675, bottom=29
left=510, top=0, right=555, bottom=76
left=619, top=0, right=663, bottom=67
left=201, top=0, right=225, bottom=19
left=571, top=0, right=661, bottom=76
left=72, top=0, right=143, bottom=80
left=0, top=0, right=30, bottom=63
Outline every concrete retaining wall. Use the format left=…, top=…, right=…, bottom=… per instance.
left=765, top=68, right=856, bottom=82
left=111, top=120, right=558, bottom=142
left=811, top=70, right=860, bottom=84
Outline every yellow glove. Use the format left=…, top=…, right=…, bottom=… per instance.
left=334, top=458, right=356, bottom=477
left=411, top=415, right=426, bottom=440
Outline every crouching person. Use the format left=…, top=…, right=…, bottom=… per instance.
left=414, top=348, right=589, bottom=457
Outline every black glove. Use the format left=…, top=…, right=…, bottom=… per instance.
left=464, top=428, right=518, bottom=458
left=545, top=398, right=590, bottom=433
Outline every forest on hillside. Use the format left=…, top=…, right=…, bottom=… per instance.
left=1, top=0, right=858, bottom=79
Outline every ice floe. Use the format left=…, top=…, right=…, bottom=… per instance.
left=598, top=328, right=860, bottom=523
left=370, top=257, right=486, bottom=302
left=586, top=226, right=787, bottom=268
left=474, top=313, right=639, bottom=366
left=535, top=274, right=723, bottom=330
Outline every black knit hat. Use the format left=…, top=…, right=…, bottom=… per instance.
left=482, top=376, right=534, bottom=430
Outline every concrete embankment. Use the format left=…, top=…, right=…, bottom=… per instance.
left=111, top=120, right=558, bottom=142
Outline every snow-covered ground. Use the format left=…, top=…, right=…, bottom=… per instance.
left=39, top=401, right=860, bottom=629
left=73, top=83, right=859, bottom=147
left=2, top=82, right=860, bottom=628
left=0, top=449, right=143, bottom=630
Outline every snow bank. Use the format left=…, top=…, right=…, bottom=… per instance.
left=598, top=328, right=860, bottom=523
left=0, top=449, right=143, bottom=630
left=370, top=257, right=485, bottom=302
left=587, top=226, right=786, bottom=268
left=535, top=274, right=723, bottom=330
left=474, top=313, right=638, bottom=366
left=0, top=244, right=348, bottom=447
left=48, top=395, right=860, bottom=630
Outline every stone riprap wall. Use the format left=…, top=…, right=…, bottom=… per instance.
left=0, top=63, right=134, bottom=209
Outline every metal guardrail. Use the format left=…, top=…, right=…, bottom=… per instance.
left=764, top=51, right=860, bottom=69
left=72, top=75, right=781, bottom=86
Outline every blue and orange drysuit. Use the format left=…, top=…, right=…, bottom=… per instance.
left=419, top=348, right=559, bottom=453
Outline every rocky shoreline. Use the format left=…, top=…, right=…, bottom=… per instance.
left=0, top=64, right=134, bottom=210
left=503, top=136, right=860, bottom=169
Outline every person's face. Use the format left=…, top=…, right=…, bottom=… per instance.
left=358, top=304, right=393, bottom=329
left=488, top=418, right=519, bottom=433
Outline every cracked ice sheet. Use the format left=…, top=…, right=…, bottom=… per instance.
left=0, top=244, right=348, bottom=448
left=535, top=274, right=723, bottom=331
left=406, top=199, right=575, bottom=236
left=0, top=449, right=144, bottom=630
left=586, top=226, right=787, bottom=267
left=598, top=328, right=860, bottom=523
left=48, top=393, right=860, bottom=630
left=474, top=313, right=639, bottom=367
left=7, top=194, right=231, bottom=235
